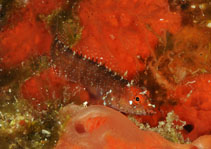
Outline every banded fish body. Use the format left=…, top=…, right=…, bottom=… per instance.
left=51, top=39, right=155, bottom=115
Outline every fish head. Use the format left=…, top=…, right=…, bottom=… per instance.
left=127, top=86, right=156, bottom=114
left=109, top=86, right=156, bottom=115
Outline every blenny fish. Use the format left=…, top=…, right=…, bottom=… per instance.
left=51, top=38, right=155, bottom=115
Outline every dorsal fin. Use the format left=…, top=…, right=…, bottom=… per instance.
left=51, top=37, right=131, bottom=85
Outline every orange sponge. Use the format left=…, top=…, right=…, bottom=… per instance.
left=56, top=105, right=196, bottom=149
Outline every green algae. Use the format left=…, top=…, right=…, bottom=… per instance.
left=129, top=111, right=191, bottom=144
left=46, top=0, right=82, bottom=48
left=0, top=92, right=61, bottom=149
left=0, top=56, right=50, bottom=87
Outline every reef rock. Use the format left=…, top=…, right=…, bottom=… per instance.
left=21, top=68, right=90, bottom=110
left=170, top=74, right=211, bottom=140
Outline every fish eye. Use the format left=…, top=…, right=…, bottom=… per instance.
left=133, top=96, right=142, bottom=105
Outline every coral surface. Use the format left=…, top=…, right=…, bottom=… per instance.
left=21, top=68, right=90, bottom=110
left=0, top=0, right=65, bottom=69
left=71, top=0, right=181, bottom=79
left=0, top=18, right=52, bottom=68
left=171, top=74, right=211, bottom=141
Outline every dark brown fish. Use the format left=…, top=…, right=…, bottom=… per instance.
left=51, top=38, right=155, bottom=115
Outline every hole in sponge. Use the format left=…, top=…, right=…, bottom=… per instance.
left=184, top=124, right=194, bottom=133
left=75, top=123, right=86, bottom=134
